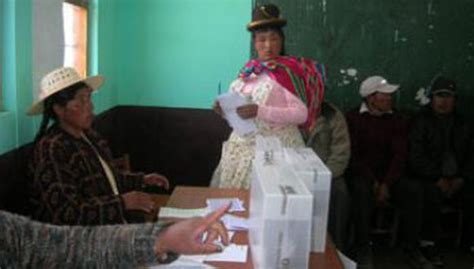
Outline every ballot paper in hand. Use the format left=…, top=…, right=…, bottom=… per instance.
left=217, top=92, right=257, bottom=136
left=221, top=214, right=249, bottom=231
left=206, top=198, right=245, bottom=212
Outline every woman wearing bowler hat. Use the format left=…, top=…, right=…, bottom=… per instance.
left=211, top=3, right=326, bottom=189
left=28, top=67, right=170, bottom=225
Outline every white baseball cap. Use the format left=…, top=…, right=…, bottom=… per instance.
left=359, top=76, right=399, bottom=97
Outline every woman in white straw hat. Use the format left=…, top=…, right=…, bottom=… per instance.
left=28, top=67, right=169, bottom=225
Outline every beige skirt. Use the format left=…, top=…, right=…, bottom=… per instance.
left=210, top=125, right=304, bottom=189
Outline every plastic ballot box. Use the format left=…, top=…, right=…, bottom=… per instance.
left=284, top=148, right=332, bottom=253
left=249, top=137, right=313, bottom=269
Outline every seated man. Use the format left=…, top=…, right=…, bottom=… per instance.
left=408, top=76, right=474, bottom=267
left=346, top=76, right=430, bottom=268
left=28, top=67, right=169, bottom=225
left=307, top=101, right=351, bottom=252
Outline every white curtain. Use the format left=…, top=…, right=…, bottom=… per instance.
left=32, top=0, right=64, bottom=100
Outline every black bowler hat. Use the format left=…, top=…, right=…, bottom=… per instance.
left=247, top=4, right=287, bottom=31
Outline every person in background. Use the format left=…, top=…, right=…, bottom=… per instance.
left=211, top=3, right=325, bottom=189
left=408, top=76, right=474, bottom=267
left=307, top=101, right=351, bottom=252
left=346, top=76, right=431, bottom=269
left=0, top=203, right=230, bottom=268
left=28, top=67, right=170, bottom=225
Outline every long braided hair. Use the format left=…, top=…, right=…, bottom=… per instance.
left=34, top=82, right=89, bottom=143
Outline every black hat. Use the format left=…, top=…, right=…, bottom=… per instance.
left=430, top=76, right=456, bottom=96
left=247, top=4, right=287, bottom=31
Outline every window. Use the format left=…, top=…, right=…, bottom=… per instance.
left=63, top=1, right=88, bottom=77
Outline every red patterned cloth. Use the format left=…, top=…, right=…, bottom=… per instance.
left=239, top=56, right=326, bottom=139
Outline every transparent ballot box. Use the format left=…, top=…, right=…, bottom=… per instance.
left=284, top=148, right=332, bottom=253
left=249, top=144, right=313, bottom=269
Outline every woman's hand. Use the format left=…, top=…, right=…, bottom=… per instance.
left=213, top=101, right=224, bottom=117
left=154, top=203, right=230, bottom=255
left=236, top=104, right=258, bottom=119
left=144, top=173, right=170, bottom=190
left=121, top=191, right=155, bottom=213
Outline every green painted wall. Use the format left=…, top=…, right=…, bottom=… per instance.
left=96, top=0, right=251, bottom=110
left=90, top=0, right=119, bottom=113
left=1, top=0, right=251, bottom=153
left=0, top=0, right=35, bottom=154
left=257, top=0, right=474, bottom=117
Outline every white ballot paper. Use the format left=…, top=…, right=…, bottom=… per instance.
left=158, top=207, right=209, bottom=218
left=145, top=258, right=216, bottom=268
left=337, top=250, right=357, bottom=269
left=206, top=198, right=245, bottom=212
left=217, top=92, right=256, bottom=136
left=204, top=244, right=248, bottom=263
left=221, top=214, right=249, bottom=231
left=168, top=232, right=248, bottom=264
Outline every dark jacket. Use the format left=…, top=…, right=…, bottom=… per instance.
left=408, top=107, right=473, bottom=182
left=29, top=125, right=145, bottom=225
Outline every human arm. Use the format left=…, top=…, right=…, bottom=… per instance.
left=0, top=211, right=175, bottom=268
left=256, top=82, right=308, bottom=125
left=325, top=107, right=351, bottom=178
left=155, top=203, right=230, bottom=255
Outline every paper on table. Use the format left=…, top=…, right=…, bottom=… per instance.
left=180, top=231, right=236, bottom=263
left=158, top=207, right=209, bottom=218
left=217, top=92, right=256, bottom=136
left=206, top=198, right=245, bottom=212
left=204, top=244, right=248, bottom=263
left=147, top=232, right=247, bottom=266
left=145, top=257, right=216, bottom=268
left=337, top=250, right=357, bottom=269
left=221, top=214, right=249, bottom=231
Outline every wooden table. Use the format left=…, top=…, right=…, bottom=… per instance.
left=161, top=186, right=343, bottom=269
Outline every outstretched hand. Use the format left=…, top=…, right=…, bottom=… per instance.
left=154, top=203, right=231, bottom=256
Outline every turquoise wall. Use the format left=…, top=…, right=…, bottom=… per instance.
left=90, top=0, right=119, bottom=113
left=96, top=0, right=251, bottom=110
left=0, top=0, right=251, bottom=153
left=0, top=0, right=35, bottom=154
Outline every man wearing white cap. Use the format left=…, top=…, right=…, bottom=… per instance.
left=346, top=76, right=432, bottom=269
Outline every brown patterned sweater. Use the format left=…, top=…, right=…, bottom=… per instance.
left=29, top=125, right=145, bottom=225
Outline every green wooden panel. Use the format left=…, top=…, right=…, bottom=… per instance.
left=255, top=0, right=474, bottom=116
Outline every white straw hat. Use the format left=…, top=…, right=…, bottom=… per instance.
left=359, top=76, right=399, bottom=98
left=27, top=67, right=104, bottom=115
